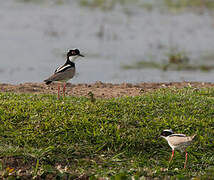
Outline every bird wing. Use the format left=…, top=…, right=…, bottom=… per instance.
left=45, top=65, right=75, bottom=82
left=170, top=134, right=186, bottom=137
left=168, top=134, right=194, bottom=147
left=55, top=64, right=71, bottom=73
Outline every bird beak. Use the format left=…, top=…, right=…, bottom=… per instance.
left=79, top=54, right=84, bottom=57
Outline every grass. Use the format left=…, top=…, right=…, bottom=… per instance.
left=0, top=88, right=214, bottom=179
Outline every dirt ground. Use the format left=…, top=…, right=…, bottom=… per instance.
left=0, top=81, right=214, bottom=99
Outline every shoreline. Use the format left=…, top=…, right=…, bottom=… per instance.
left=0, top=81, right=214, bottom=98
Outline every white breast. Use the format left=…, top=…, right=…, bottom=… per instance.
left=69, top=55, right=78, bottom=62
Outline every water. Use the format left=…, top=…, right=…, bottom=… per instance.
left=1, top=0, right=214, bottom=84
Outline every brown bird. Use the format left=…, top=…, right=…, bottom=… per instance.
left=44, top=49, right=84, bottom=99
left=160, top=129, right=196, bottom=168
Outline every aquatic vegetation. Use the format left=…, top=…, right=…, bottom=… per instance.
left=79, top=0, right=138, bottom=10
left=164, top=0, right=214, bottom=11
left=16, top=0, right=214, bottom=11
left=122, top=60, right=214, bottom=71
left=122, top=60, right=162, bottom=70
left=122, top=49, right=214, bottom=72
left=78, top=0, right=214, bottom=11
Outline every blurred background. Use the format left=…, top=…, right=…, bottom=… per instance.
left=1, top=0, right=214, bottom=84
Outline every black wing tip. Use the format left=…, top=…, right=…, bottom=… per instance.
left=44, top=80, right=52, bottom=85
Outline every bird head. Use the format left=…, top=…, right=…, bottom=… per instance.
left=160, top=129, right=174, bottom=138
left=67, top=49, right=84, bottom=61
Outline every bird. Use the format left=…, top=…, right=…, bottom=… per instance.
left=44, top=49, right=84, bottom=99
left=160, top=129, right=196, bottom=168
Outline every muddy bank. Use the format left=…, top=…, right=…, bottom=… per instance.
left=0, top=82, right=213, bottom=98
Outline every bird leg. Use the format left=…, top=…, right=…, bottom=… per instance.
left=169, top=150, right=174, bottom=162
left=63, top=83, right=66, bottom=97
left=58, top=84, right=60, bottom=99
left=184, top=150, right=188, bottom=169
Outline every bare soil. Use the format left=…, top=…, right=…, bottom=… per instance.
left=0, top=81, right=214, bottom=98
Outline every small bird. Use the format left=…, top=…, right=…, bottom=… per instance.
left=44, top=49, right=84, bottom=99
left=160, top=129, right=196, bottom=168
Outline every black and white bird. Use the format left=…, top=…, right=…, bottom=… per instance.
left=44, top=49, right=84, bottom=99
left=160, top=129, right=196, bottom=168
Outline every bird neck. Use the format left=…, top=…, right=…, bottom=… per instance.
left=67, top=55, right=78, bottom=62
left=161, top=136, right=169, bottom=141
left=65, top=59, right=75, bottom=67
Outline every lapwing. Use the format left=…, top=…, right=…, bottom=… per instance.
left=160, top=129, right=196, bottom=168
left=44, top=49, right=84, bottom=99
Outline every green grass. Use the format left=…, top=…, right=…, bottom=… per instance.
left=0, top=88, right=214, bottom=179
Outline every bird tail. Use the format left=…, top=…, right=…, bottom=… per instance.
left=44, top=80, right=52, bottom=85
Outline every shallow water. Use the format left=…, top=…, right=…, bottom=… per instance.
left=1, top=0, right=214, bottom=84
